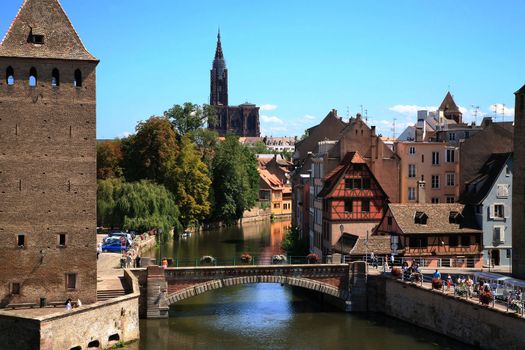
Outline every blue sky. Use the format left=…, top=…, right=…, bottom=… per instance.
left=1, top=0, right=524, bottom=138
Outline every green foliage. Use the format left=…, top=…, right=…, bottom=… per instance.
left=97, top=140, right=123, bottom=179
left=251, top=141, right=271, bottom=154
left=165, top=135, right=212, bottom=229
left=97, top=179, right=181, bottom=235
left=122, top=116, right=178, bottom=182
left=281, top=226, right=309, bottom=256
left=211, top=135, right=259, bottom=223
left=165, top=102, right=217, bottom=136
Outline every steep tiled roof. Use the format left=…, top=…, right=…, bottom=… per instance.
left=438, top=91, right=460, bottom=113
left=460, top=153, right=512, bottom=205
left=259, top=169, right=282, bottom=190
left=388, top=203, right=480, bottom=235
left=0, top=0, right=97, bottom=61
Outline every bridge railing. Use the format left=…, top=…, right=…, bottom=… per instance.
left=155, top=255, right=335, bottom=268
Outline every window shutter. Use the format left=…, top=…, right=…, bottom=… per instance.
left=500, top=227, right=505, bottom=243
left=493, top=227, right=500, bottom=243
left=504, top=205, right=510, bottom=218
left=489, top=205, right=494, bottom=219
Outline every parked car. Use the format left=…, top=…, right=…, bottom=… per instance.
left=101, top=241, right=129, bottom=253
left=108, top=231, right=135, bottom=241
left=103, top=234, right=132, bottom=246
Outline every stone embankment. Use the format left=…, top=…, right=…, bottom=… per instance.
left=368, top=275, right=525, bottom=350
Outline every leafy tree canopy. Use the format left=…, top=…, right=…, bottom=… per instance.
left=97, top=140, right=123, bottom=180
left=165, top=103, right=217, bottom=136
left=122, top=116, right=178, bottom=183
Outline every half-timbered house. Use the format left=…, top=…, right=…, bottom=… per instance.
left=375, top=203, right=483, bottom=268
left=316, top=151, right=389, bottom=255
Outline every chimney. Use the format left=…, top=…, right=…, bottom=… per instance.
left=371, top=126, right=376, bottom=136
left=417, top=180, right=426, bottom=204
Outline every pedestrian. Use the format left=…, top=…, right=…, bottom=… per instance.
left=76, top=299, right=82, bottom=308
left=162, top=257, right=168, bottom=269
left=126, top=253, right=132, bottom=268
left=390, top=254, right=395, bottom=267
left=446, top=274, right=453, bottom=291
left=466, top=276, right=473, bottom=298
left=96, top=243, right=102, bottom=259
left=65, top=298, right=72, bottom=311
left=135, top=254, right=142, bottom=268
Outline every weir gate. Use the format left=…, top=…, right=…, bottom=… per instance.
left=132, top=262, right=367, bottom=318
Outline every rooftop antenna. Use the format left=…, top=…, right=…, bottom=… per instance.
left=365, top=109, right=368, bottom=123
left=471, top=105, right=480, bottom=125
left=502, top=103, right=506, bottom=123
left=360, top=104, right=364, bottom=116
left=493, top=104, right=498, bottom=121
left=346, top=106, right=350, bottom=119
left=392, top=118, right=397, bottom=139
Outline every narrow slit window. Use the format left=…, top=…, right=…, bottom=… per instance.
left=6, top=66, right=14, bottom=85
left=59, top=233, right=66, bottom=247
left=17, top=234, right=25, bottom=247
left=51, top=68, right=60, bottom=87
left=29, top=67, right=37, bottom=87
left=74, top=69, right=82, bottom=87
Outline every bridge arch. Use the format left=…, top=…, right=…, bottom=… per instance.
left=165, top=275, right=346, bottom=305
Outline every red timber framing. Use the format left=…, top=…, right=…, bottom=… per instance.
left=318, top=152, right=389, bottom=250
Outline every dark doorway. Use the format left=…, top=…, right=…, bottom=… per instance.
left=491, top=249, right=500, bottom=266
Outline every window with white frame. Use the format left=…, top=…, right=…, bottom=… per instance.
left=492, top=204, right=505, bottom=219
left=431, top=175, right=439, bottom=189
left=493, top=226, right=505, bottom=244
left=409, top=146, right=416, bottom=155
left=408, top=187, right=416, bottom=201
left=446, top=149, right=455, bottom=163
left=446, top=196, right=455, bottom=203
left=408, top=164, right=416, bottom=178
left=432, top=151, right=440, bottom=165
left=446, top=173, right=455, bottom=187
left=448, top=133, right=456, bottom=141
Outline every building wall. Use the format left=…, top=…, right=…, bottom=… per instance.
left=0, top=58, right=97, bottom=305
left=481, top=158, right=513, bottom=267
left=512, top=87, right=525, bottom=278
left=396, top=142, right=459, bottom=204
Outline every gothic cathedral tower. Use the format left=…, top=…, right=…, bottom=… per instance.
left=513, top=84, right=525, bottom=279
left=210, top=30, right=228, bottom=106
left=0, top=0, right=98, bottom=305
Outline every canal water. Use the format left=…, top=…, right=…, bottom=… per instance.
left=132, top=220, right=471, bottom=350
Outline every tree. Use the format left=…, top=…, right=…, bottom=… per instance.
left=281, top=226, right=308, bottom=256
left=190, top=128, right=220, bottom=169
left=165, top=135, right=212, bottom=229
left=211, top=135, right=259, bottom=223
left=121, top=116, right=178, bottom=182
left=165, top=102, right=217, bottom=136
left=251, top=141, right=271, bottom=154
left=97, top=140, right=123, bottom=179
left=97, top=179, right=181, bottom=235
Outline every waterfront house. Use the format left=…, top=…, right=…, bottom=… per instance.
left=460, top=153, right=513, bottom=268
left=375, top=202, right=483, bottom=268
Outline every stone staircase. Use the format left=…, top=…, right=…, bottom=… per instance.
left=97, top=289, right=126, bottom=301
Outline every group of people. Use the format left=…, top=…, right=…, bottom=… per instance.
left=65, top=298, right=82, bottom=310
left=121, top=250, right=141, bottom=268
left=402, top=261, right=421, bottom=282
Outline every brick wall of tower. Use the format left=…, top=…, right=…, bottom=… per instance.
left=0, top=58, right=97, bottom=305
left=513, top=87, right=525, bottom=279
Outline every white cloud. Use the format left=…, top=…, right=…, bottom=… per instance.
left=303, top=114, right=316, bottom=121
left=120, top=131, right=132, bottom=138
left=389, top=105, right=437, bottom=116
left=260, top=104, right=278, bottom=111
left=261, top=115, right=284, bottom=125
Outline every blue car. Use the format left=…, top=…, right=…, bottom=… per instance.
left=101, top=241, right=128, bottom=253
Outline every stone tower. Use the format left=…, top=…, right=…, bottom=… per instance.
left=0, top=0, right=98, bottom=305
left=513, top=84, right=525, bottom=279
left=210, top=30, right=228, bottom=106
left=438, top=91, right=463, bottom=124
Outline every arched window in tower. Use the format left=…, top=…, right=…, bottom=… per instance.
left=74, top=69, right=82, bottom=87
left=29, top=67, right=37, bottom=87
left=51, top=68, right=60, bottom=87
left=6, top=66, right=14, bottom=85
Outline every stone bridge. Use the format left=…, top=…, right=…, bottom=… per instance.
left=132, top=262, right=367, bottom=319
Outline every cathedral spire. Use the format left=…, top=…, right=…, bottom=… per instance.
left=215, top=28, right=224, bottom=60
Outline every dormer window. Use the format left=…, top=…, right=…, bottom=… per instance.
left=28, top=27, right=44, bottom=45
left=449, top=211, right=463, bottom=224
left=414, top=211, right=428, bottom=225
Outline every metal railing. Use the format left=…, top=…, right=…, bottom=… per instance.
left=155, top=255, right=327, bottom=268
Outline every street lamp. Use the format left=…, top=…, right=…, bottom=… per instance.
left=339, top=224, right=344, bottom=263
